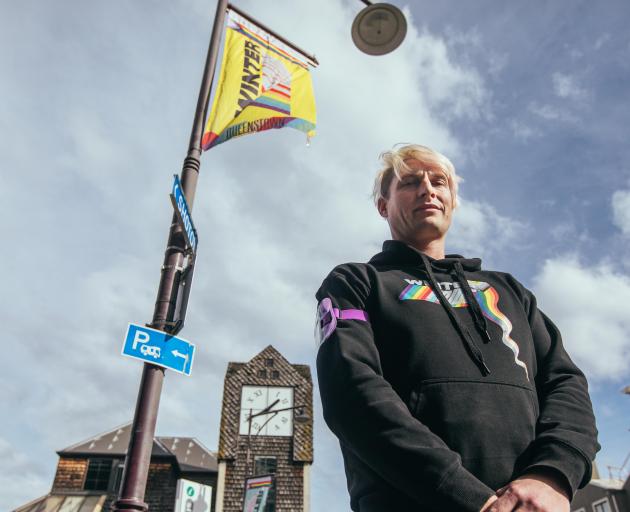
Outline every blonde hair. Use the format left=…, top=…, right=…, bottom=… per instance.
left=373, top=144, right=460, bottom=207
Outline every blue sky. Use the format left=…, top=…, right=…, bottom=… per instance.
left=2, top=0, right=629, bottom=510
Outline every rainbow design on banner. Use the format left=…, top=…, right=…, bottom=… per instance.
left=400, top=280, right=529, bottom=380
left=249, top=477, right=272, bottom=488
left=202, top=9, right=316, bottom=150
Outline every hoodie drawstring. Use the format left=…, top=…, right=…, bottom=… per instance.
left=420, top=254, right=491, bottom=376
left=452, top=261, right=492, bottom=343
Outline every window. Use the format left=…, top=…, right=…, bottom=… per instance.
left=592, top=498, right=612, bottom=512
left=265, top=358, right=274, bottom=367
left=254, top=456, right=277, bottom=475
left=257, top=369, right=267, bottom=378
left=253, top=457, right=277, bottom=512
left=271, top=370, right=280, bottom=379
left=84, top=459, right=113, bottom=491
left=112, top=462, right=124, bottom=494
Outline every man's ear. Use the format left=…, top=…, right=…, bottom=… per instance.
left=377, top=197, right=388, bottom=218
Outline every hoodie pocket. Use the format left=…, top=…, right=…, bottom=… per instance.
left=412, top=379, right=538, bottom=489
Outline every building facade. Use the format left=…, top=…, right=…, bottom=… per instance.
left=14, top=424, right=217, bottom=512
left=214, top=345, right=314, bottom=512
left=571, top=476, right=630, bottom=512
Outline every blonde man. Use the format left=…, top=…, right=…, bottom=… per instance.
left=315, top=144, right=598, bottom=512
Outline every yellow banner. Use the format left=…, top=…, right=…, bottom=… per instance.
left=202, top=10, right=317, bottom=150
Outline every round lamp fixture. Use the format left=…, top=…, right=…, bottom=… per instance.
left=351, top=3, right=407, bottom=56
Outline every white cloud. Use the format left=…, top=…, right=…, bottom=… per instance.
left=594, top=34, right=611, bottom=50
left=552, top=72, right=587, bottom=101
left=510, top=119, right=539, bottom=141
left=612, top=189, right=630, bottom=236
left=532, top=257, right=630, bottom=381
left=548, top=221, right=591, bottom=245
left=529, top=101, right=577, bottom=123
left=0, top=439, right=49, bottom=510
left=449, top=198, right=528, bottom=257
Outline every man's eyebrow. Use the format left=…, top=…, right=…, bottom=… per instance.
left=401, top=168, right=448, bottom=180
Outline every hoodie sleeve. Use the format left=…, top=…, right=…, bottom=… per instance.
left=316, top=265, right=494, bottom=511
left=518, top=287, right=600, bottom=497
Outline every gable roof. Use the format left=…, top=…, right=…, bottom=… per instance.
left=57, top=423, right=217, bottom=472
left=589, top=478, right=626, bottom=490
left=228, top=345, right=311, bottom=386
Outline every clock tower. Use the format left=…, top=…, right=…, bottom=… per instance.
left=214, top=345, right=313, bottom=512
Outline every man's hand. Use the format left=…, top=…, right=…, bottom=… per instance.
left=479, top=473, right=570, bottom=512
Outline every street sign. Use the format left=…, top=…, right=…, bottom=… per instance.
left=175, top=479, right=212, bottom=512
left=121, top=323, right=195, bottom=376
left=170, top=175, right=198, bottom=253
left=170, top=251, right=196, bottom=335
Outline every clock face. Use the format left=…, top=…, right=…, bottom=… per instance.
left=239, top=386, right=294, bottom=436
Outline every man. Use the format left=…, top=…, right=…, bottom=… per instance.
left=315, top=144, right=599, bottom=512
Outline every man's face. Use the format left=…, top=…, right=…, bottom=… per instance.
left=377, top=158, right=454, bottom=245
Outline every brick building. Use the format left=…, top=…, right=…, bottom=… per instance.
left=13, top=423, right=217, bottom=512
left=214, top=345, right=313, bottom=512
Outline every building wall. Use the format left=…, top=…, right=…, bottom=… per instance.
left=52, top=457, right=88, bottom=491
left=216, top=346, right=314, bottom=512
left=222, top=437, right=305, bottom=512
left=143, top=462, right=178, bottom=512
left=571, top=485, right=629, bottom=512
left=52, top=456, right=216, bottom=512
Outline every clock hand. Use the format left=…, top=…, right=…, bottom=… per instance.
left=258, top=399, right=280, bottom=416
left=256, top=410, right=279, bottom=435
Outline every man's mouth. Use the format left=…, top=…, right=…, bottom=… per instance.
left=415, top=204, right=441, bottom=212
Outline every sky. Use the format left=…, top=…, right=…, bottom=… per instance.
left=2, top=0, right=630, bottom=510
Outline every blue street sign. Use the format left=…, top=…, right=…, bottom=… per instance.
left=121, top=323, right=195, bottom=376
left=170, top=175, right=198, bottom=253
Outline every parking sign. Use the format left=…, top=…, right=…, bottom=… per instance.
left=121, top=323, right=195, bottom=376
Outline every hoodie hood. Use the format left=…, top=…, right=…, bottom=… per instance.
left=369, top=240, right=482, bottom=272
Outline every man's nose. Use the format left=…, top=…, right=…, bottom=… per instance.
left=418, top=174, right=435, bottom=198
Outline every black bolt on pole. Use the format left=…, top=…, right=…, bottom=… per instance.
left=112, top=1, right=229, bottom=510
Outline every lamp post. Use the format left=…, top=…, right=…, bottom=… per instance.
left=113, top=1, right=400, bottom=510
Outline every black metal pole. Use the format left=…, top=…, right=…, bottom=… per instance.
left=112, top=1, right=229, bottom=510
left=227, top=3, right=319, bottom=66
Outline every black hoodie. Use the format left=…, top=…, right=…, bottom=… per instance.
left=315, top=241, right=599, bottom=512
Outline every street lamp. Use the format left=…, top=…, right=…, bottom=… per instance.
left=352, top=1, right=408, bottom=55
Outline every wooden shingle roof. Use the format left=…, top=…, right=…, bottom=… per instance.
left=58, top=423, right=218, bottom=472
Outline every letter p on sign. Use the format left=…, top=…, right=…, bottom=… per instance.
left=132, top=330, right=150, bottom=350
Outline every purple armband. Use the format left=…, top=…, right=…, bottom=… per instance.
left=315, top=297, right=370, bottom=345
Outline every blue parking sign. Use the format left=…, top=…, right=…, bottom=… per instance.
left=121, top=323, right=195, bottom=376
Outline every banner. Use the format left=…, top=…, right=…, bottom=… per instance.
left=202, top=9, right=317, bottom=150
left=242, top=475, right=274, bottom=512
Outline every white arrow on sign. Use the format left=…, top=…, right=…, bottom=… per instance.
left=172, top=349, right=189, bottom=363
